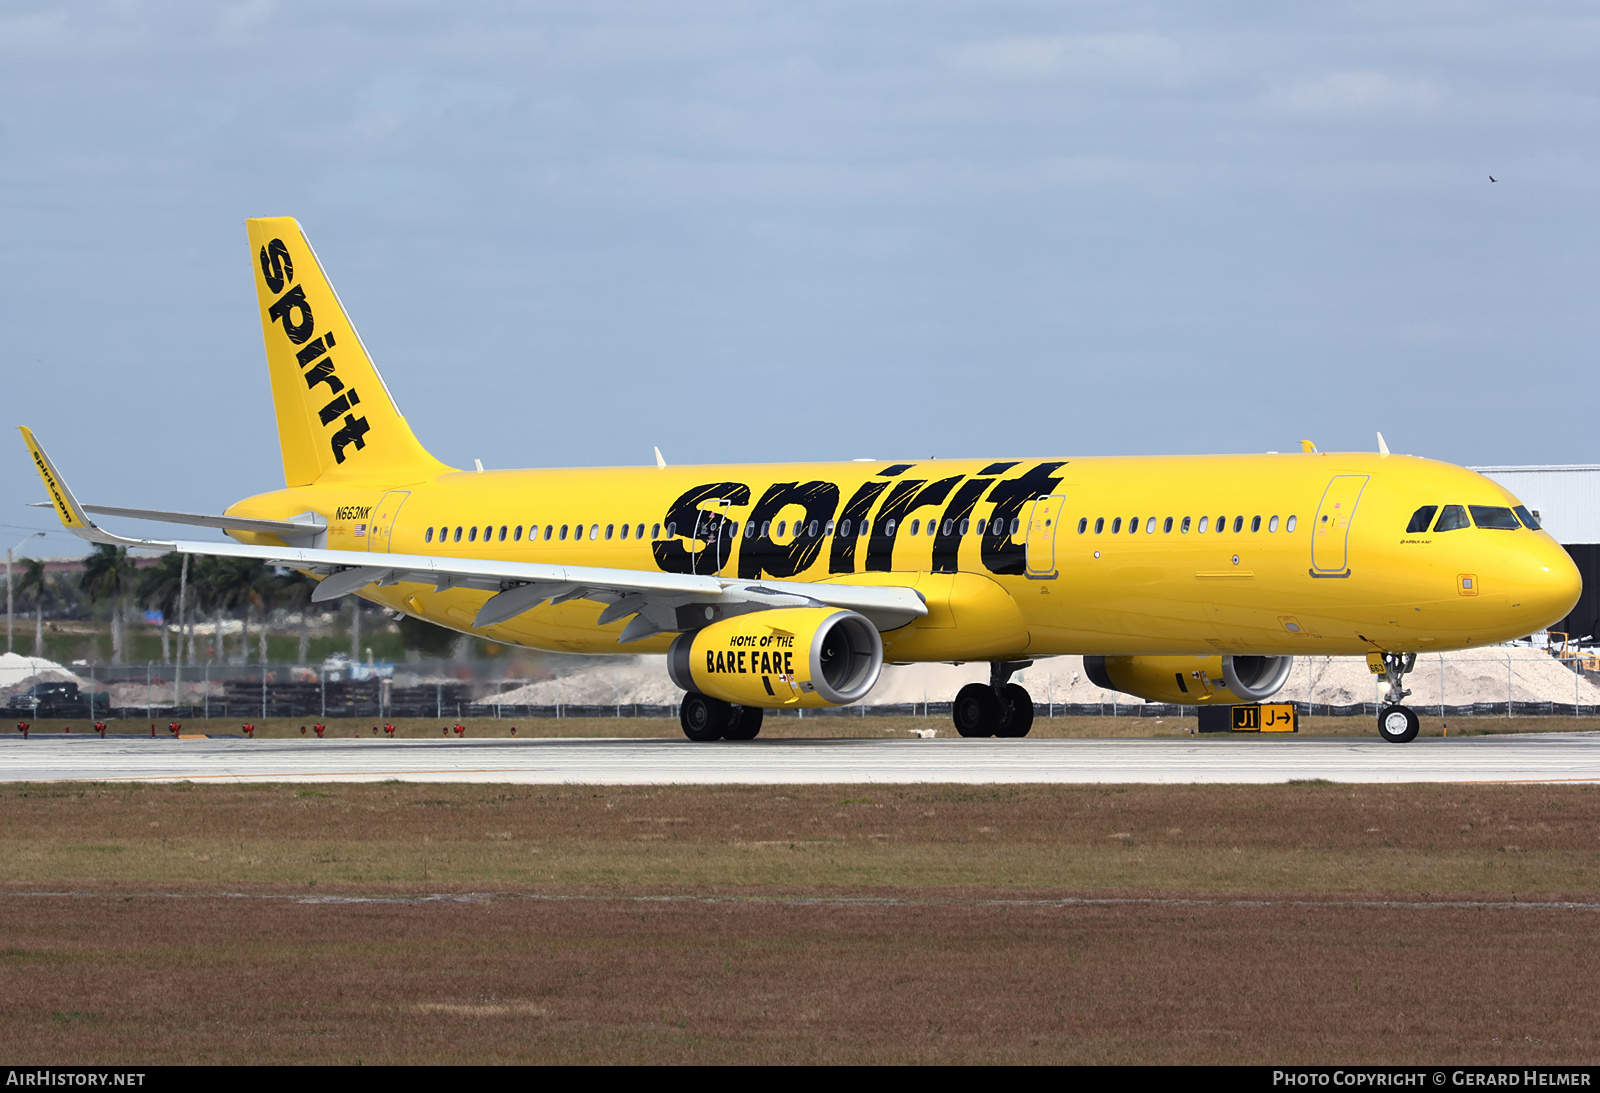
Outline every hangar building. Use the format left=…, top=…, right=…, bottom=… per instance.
left=1475, top=465, right=1600, bottom=643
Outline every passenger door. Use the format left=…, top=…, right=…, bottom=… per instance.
left=1025, top=495, right=1067, bottom=579
left=1311, top=476, right=1367, bottom=575
left=367, top=490, right=411, bottom=554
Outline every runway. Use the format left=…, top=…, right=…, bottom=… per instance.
left=2, top=731, right=1599, bottom=785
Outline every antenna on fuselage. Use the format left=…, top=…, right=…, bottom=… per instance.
left=654, top=446, right=667, bottom=469
left=1376, top=432, right=1390, bottom=456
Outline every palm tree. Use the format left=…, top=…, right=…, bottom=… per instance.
left=16, top=559, right=48, bottom=659
left=80, top=545, right=136, bottom=663
left=275, top=570, right=318, bottom=664
left=137, top=553, right=187, bottom=663
left=197, top=556, right=269, bottom=664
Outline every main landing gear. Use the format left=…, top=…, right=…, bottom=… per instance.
left=953, top=661, right=1035, bottom=738
left=679, top=692, right=763, bottom=742
left=1374, top=652, right=1420, bottom=744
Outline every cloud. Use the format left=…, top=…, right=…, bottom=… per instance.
left=1268, top=70, right=1445, bottom=114
left=949, top=33, right=1184, bottom=83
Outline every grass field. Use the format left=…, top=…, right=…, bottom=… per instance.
left=2, top=780, right=1597, bottom=1063
left=11, top=713, right=1596, bottom=739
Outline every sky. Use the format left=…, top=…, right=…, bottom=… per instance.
left=2, top=0, right=1598, bottom=556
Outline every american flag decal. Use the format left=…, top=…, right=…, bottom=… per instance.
left=354, top=523, right=366, bottom=537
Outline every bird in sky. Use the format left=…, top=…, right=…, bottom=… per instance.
left=1490, top=175, right=1498, bottom=182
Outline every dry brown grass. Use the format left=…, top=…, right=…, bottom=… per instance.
left=12, top=713, right=1599, bottom=740
left=2, top=891, right=1596, bottom=1064
left=3, top=782, right=1597, bottom=1063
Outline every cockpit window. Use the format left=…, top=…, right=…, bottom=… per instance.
left=1405, top=506, right=1438, bottom=534
left=1514, top=505, right=1541, bottom=530
left=1433, top=505, right=1469, bottom=532
left=1470, top=505, right=1520, bottom=530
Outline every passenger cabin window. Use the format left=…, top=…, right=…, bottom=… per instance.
left=1181, top=517, right=1191, bottom=533
left=776, top=520, right=787, bottom=537
left=1286, top=515, right=1297, bottom=532
left=1011, top=518, right=1021, bottom=536
left=1146, top=517, right=1156, bottom=534
left=746, top=520, right=757, bottom=538
left=1232, top=516, right=1243, bottom=533
left=1093, top=517, right=1104, bottom=534
left=468, top=526, right=477, bottom=542
left=453, top=527, right=463, bottom=543
left=886, top=519, right=897, bottom=536
left=545, top=525, right=554, bottom=541
left=1269, top=516, right=1279, bottom=532
left=499, top=526, right=508, bottom=542
left=559, top=525, right=569, bottom=540
left=619, top=524, right=628, bottom=540
left=840, top=519, right=852, bottom=537
left=514, top=525, right=523, bottom=541
left=1111, top=517, right=1122, bottom=534
left=910, top=519, right=921, bottom=536
left=1515, top=505, right=1540, bottom=530
left=1198, top=516, right=1209, bottom=533
left=826, top=519, right=836, bottom=535
left=1127, top=516, right=1137, bottom=533
left=605, top=524, right=614, bottom=540
left=636, top=524, right=645, bottom=539
left=1163, top=517, right=1173, bottom=533
left=960, top=518, right=970, bottom=535
left=1470, top=505, right=1520, bottom=530
left=1406, top=506, right=1438, bottom=534
left=1250, top=515, right=1260, bottom=533
left=1433, top=505, right=1469, bottom=532
left=425, top=527, right=433, bottom=543
left=651, top=523, right=660, bottom=539
left=590, top=524, right=600, bottom=540
left=1078, top=518, right=1088, bottom=534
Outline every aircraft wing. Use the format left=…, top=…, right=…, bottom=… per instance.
left=19, top=426, right=927, bottom=639
left=27, top=501, right=323, bottom=539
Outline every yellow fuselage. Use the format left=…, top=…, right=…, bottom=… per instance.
left=227, top=451, right=1581, bottom=661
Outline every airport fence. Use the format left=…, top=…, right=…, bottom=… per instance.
left=4, top=653, right=1598, bottom=722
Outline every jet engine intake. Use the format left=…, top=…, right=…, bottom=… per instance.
left=1083, top=654, right=1293, bottom=705
left=667, top=607, right=883, bottom=709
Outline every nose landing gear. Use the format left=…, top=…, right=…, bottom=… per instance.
left=1374, top=652, right=1420, bottom=743
left=953, top=661, right=1035, bottom=738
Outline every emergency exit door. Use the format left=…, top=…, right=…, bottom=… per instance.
left=1311, top=475, right=1367, bottom=575
left=1025, top=495, right=1067, bottom=579
left=368, top=490, right=410, bottom=554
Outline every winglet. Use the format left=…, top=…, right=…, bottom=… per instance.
left=1300, top=439, right=1319, bottom=454
left=17, top=427, right=174, bottom=550
left=19, top=426, right=96, bottom=535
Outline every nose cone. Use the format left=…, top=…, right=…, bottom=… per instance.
left=1521, top=537, right=1583, bottom=633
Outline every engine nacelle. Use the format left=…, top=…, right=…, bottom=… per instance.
left=1082, top=654, right=1293, bottom=705
left=667, top=607, right=883, bottom=709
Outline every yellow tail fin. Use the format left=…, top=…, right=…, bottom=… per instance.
left=247, top=217, right=454, bottom=487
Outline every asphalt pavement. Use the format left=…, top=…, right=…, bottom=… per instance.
left=2, top=731, right=1597, bottom=785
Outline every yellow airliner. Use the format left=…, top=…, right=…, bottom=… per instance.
left=20, top=218, right=1582, bottom=744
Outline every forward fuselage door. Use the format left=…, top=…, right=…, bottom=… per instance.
left=1025, top=495, right=1067, bottom=579
left=1310, top=475, right=1368, bottom=576
left=368, top=490, right=411, bottom=553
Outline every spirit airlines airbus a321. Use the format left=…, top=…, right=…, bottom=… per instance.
left=21, top=218, right=1582, bottom=743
